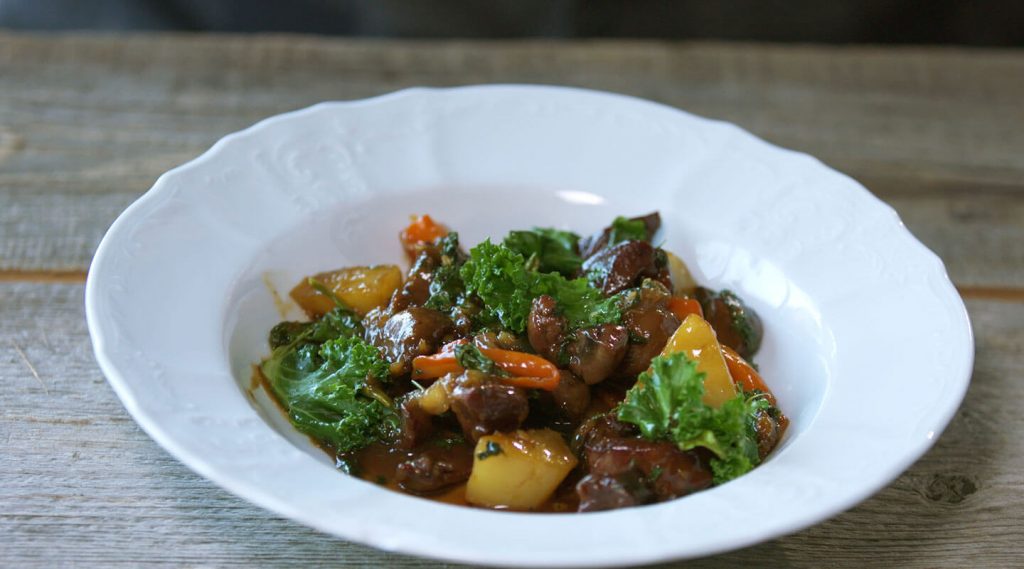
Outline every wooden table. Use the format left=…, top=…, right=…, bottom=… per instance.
left=2, top=32, right=1022, bottom=567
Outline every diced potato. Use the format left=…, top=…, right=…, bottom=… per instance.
left=466, top=429, right=578, bottom=510
left=290, top=265, right=402, bottom=318
left=665, top=250, right=698, bottom=297
left=417, top=379, right=452, bottom=415
left=660, top=313, right=738, bottom=408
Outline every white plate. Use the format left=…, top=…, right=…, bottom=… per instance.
left=86, top=85, right=973, bottom=567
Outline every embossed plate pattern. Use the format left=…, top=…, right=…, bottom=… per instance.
left=86, top=85, right=973, bottom=567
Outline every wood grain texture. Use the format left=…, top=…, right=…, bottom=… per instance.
left=1, top=32, right=1023, bottom=287
left=1, top=283, right=1020, bottom=567
left=1, top=32, right=1023, bottom=567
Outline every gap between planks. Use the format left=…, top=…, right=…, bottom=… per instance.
left=0, top=269, right=1021, bottom=302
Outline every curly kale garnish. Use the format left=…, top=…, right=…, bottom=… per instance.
left=423, top=232, right=468, bottom=312
left=616, top=352, right=769, bottom=484
left=459, top=239, right=620, bottom=333
left=607, top=216, right=649, bottom=246
left=261, top=301, right=395, bottom=454
left=503, top=227, right=582, bottom=277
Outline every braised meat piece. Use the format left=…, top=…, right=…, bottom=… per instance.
left=695, top=287, right=764, bottom=360
left=450, top=373, right=530, bottom=441
left=388, top=251, right=438, bottom=313
left=365, top=307, right=454, bottom=376
left=579, top=212, right=662, bottom=260
left=527, top=295, right=567, bottom=362
left=754, top=407, right=789, bottom=460
left=582, top=240, right=671, bottom=296
left=396, top=446, right=474, bottom=494
left=566, top=324, right=628, bottom=385
left=575, top=414, right=713, bottom=511
left=576, top=472, right=651, bottom=512
left=617, top=282, right=681, bottom=378
left=550, top=370, right=591, bottom=422
left=397, top=394, right=435, bottom=450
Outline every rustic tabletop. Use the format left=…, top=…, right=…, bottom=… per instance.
left=1, top=32, right=1022, bottom=568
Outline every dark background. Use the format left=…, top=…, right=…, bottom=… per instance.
left=2, top=0, right=1023, bottom=45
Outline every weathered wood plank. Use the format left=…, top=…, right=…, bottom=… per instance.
left=1, top=32, right=1023, bottom=285
left=0, top=282, right=1020, bottom=567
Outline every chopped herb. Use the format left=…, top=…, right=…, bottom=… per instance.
left=477, top=440, right=504, bottom=460
left=607, top=216, right=648, bottom=245
left=721, top=289, right=759, bottom=353
left=459, top=240, right=621, bottom=333
left=424, top=233, right=467, bottom=312
left=648, top=465, right=664, bottom=484
left=455, top=343, right=505, bottom=375
left=503, top=227, right=582, bottom=276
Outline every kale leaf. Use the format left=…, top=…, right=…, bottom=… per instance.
left=533, top=273, right=622, bottom=330
left=261, top=317, right=397, bottom=453
left=459, top=240, right=537, bottom=332
left=616, top=352, right=768, bottom=484
left=459, top=240, right=621, bottom=333
left=607, top=216, right=649, bottom=245
left=455, top=343, right=501, bottom=375
left=423, top=232, right=467, bottom=312
left=503, top=227, right=582, bottom=277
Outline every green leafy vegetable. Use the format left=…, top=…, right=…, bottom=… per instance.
left=607, top=216, right=648, bottom=245
left=459, top=240, right=540, bottom=332
left=503, top=227, right=582, bottom=276
left=535, top=275, right=622, bottom=330
left=424, top=232, right=467, bottom=312
left=720, top=289, right=760, bottom=354
left=477, top=440, right=504, bottom=460
left=455, top=343, right=504, bottom=375
left=459, top=240, right=621, bottom=333
left=261, top=321, right=397, bottom=453
left=267, top=306, right=363, bottom=349
left=616, top=352, right=769, bottom=484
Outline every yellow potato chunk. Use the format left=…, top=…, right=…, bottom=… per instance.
left=660, top=313, right=738, bottom=408
left=665, top=250, right=698, bottom=297
left=290, top=265, right=402, bottom=318
left=466, top=429, right=578, bottom=510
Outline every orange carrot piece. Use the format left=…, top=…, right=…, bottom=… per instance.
left=666, top=296, right=703, bottom=321
left=400, top=215, right=448, bottom=248
left=721, top=345, right=776, bottom=404
left=480, top=347, right=560, bottom=391
left=411, top=344, right=561, bottom=391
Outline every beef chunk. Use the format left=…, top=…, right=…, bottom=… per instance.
left=585, top=436, right=713, bottom=502
left=450, top=376, right=530, bottom=441
left=396, top=447, right=473, bottom=494
left=574, top=413, right=713, bottom=511
left=397, top=394, right=435, bottom=450
left=579, top=212, right=662, bottom=260
left=582, top=240, right=671, bottom=296
left=527, top=295, right=567, bottom=362
left=754, top=407, right=789, bottom=460
left=388, top=251, right=438, bottom=313
left=567, top=324, right=628, bottom=385
left=576, top=472, right=651, bottom=512
left=551, top=370, right=591, bottom=422
left=617, top=282, right=680, bottom=377
left=365, top=307, right=454, bottom=376
left=695, top=287, right=763, bottom=360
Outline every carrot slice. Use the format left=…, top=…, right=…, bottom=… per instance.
left=412, top=344, right=561, bottom=391
left=666, top=296, right=703, bottom=321
left=721, top=345, right=776, bottom=404
left=400, top=214, right=448, bottom=250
